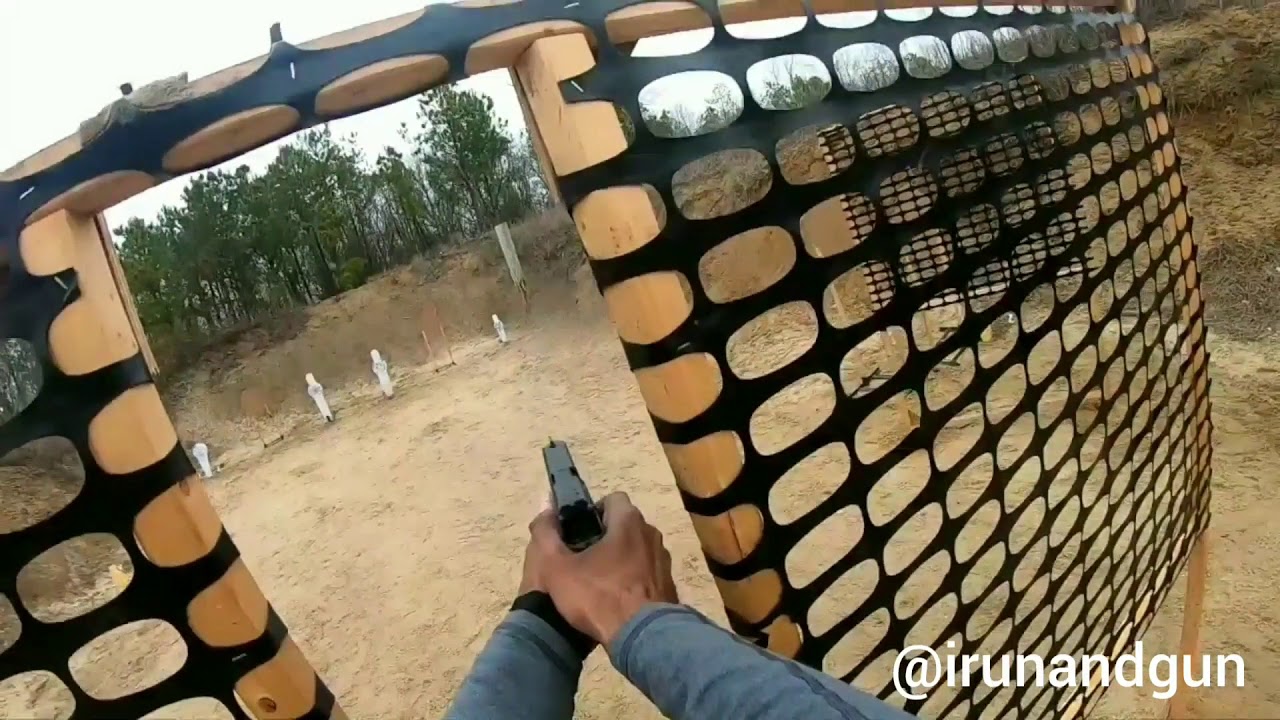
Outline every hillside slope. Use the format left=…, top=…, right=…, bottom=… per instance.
left=162, top=211, right=588, bottom=454
left=1154, top=3, right=1280, bottom=335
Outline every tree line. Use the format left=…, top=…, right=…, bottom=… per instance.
left=642, top=61, right=831, bottom=138
left=115, top=85, right=548, bottom=369
left=110, top=65, right=831, bottom=371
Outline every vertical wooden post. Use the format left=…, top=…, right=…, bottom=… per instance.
left=421, top=330, right=435, bottom=361
left=512, top=32, right=801, bottom=657
left=20, top=211, right=144, bottom=374
left=1169, top=195, right=1209, bottom=719
left=1167, top=530, right=1210, bottom=718
left=494, top=222, right=529, bottom=305
left=510, top=69, right=564, bottom=207
left=421, top=303, right=454, bottom=367
left=93, top=213, right=159, bottom=376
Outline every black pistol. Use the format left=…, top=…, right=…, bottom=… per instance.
left=542, top=440, right=605, bottom=551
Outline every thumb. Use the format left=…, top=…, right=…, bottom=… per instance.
left=528, top=508, right=571, bottom=556
left=598, top=491, right=638, bottom=528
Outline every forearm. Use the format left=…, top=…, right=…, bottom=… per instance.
left=609, top=604, right=914, bottom=720
left=444, top=610, right=583, bottom=720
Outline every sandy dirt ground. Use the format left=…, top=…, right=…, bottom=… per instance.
left=4, top=296, right=1278, bottom=719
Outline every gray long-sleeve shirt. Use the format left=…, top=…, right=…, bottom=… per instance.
left=445, top=603, right=915, bottom=719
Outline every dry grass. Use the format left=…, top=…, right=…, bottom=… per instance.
left=1153, top=2, right=1280, bottom=336
left=1157, top=5, right=1280, bottom=120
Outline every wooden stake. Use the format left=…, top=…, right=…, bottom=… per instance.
left=495, top=221, right=530, bottom=307
left=1168, top=535, right=1209, bottom=720
left=421, top=330, right=435, bottom=363
left=440, top=323, right=456, bottom=366
left=1168, top=197, right=1210, bottom=720
left=421, top=303, right=455, bottom=366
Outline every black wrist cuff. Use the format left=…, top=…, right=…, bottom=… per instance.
left=511, top=591, right=597, bottom=660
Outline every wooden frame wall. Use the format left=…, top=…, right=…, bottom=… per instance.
left=2, top=1, right=1202, bottom=716
left=5, top=0, right=1116, bottom=198
left=17, top=209, right=344, bottom=718
left=506, top=22, right=1211, bottom=716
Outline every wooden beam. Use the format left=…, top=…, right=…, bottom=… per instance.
left=1167, top=534, right=1209, bottom=720
left=512, top=35, right=627, bottom=177
left=20, top=211, right=141, bottom=376
left=1167, top=195, right=1210, bottom=718
left=93, top=213, right=159, bottom=376
left=509, top=69, right=563, bottom=207
left=3, top=0, right=1121, bottom=184
left=17, top=211, right=157, bottom=378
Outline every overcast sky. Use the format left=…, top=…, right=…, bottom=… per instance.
left=0, top=1, right=866, bottom=238
left=0, top=0, right=534, bottom=236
